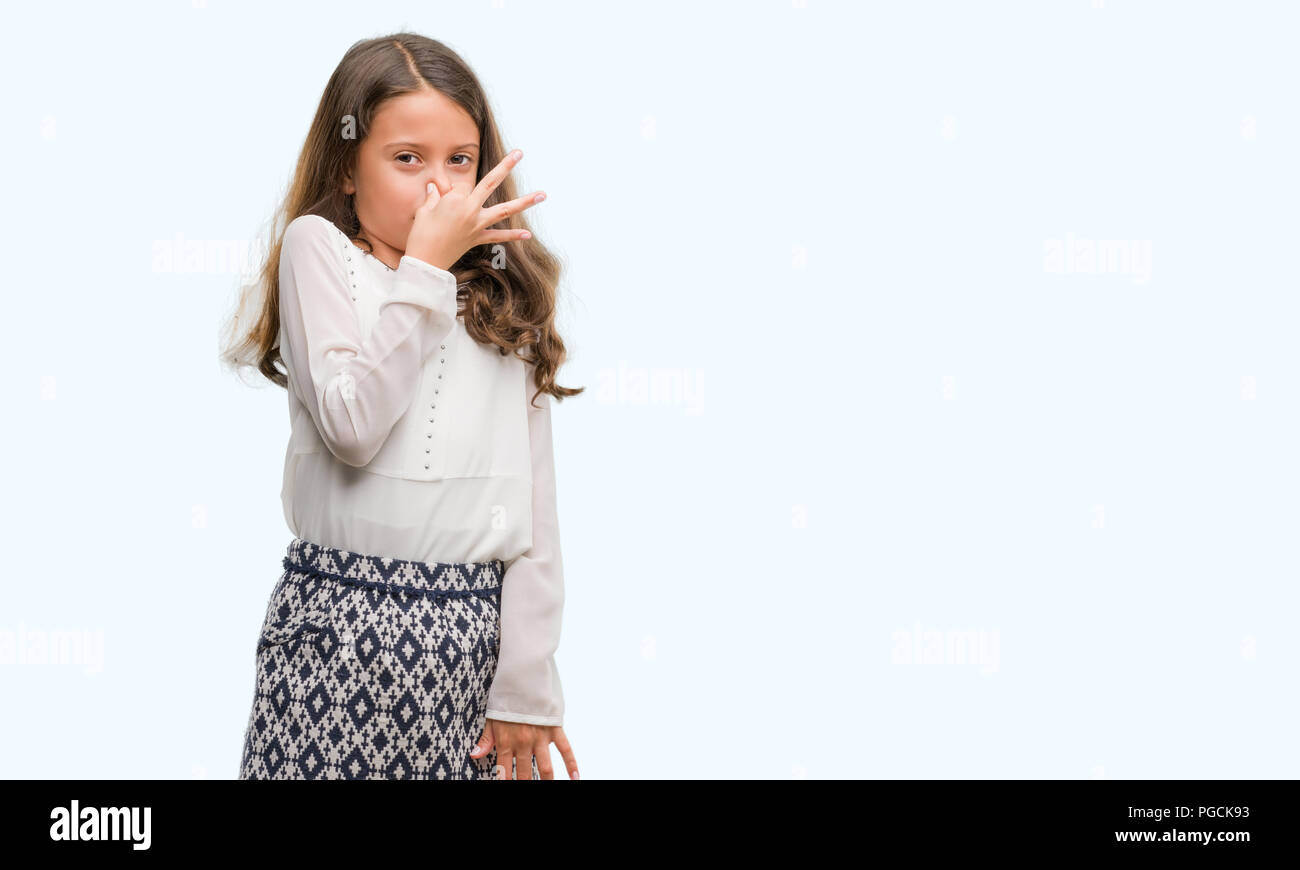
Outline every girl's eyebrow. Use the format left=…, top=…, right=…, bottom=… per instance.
left=384, top=140, right=480, bottom=151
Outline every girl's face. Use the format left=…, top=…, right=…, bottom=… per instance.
left=343, top=88, right=481, bottom=256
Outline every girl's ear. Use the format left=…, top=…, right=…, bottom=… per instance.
left=342, top=171, right=355, bottom=196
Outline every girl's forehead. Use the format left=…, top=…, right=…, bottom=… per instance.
left=370, top=91, right=478, bottom=143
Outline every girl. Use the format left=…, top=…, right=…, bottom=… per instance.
left=219, top=32, right=580, bottom=780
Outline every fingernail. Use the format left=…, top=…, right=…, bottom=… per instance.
left=573, top=769, right=579, bottom=780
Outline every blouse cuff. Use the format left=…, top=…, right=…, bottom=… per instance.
left=386, top=255, right=459, bottom=323
left=486, top=708, right=564, bottom=728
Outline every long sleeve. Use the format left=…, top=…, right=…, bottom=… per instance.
left=277, top=215, right=459, bottom=468
left=485, top=377, right=566, bottom=727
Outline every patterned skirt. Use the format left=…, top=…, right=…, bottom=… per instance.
left=239, top=537, right=540, bottom=780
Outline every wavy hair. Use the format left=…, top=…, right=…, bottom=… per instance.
left=219, top=32, right=581, bottom=408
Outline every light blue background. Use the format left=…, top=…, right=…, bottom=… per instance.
left=2, top=0, right=1296, bottom=779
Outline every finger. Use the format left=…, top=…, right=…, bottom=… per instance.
left=469, top=727, right=494, bottom=760
left=476, top=229, right=533, bottom=246
left=534, top=742, right=554, bottom=780
left=513, top=748, right=536, bottom=781
left=551, top=727, right=579, bottom=780
left=471, top=148, right=523, bottom=208
left=422, top=180, right=443, bottom=209
left=477, top=191, right=546, bottom=232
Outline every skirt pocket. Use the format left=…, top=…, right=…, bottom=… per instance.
left=255, top=568, right=334, bottom=654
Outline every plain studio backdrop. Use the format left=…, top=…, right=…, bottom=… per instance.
left=1, top=0, right=1297, bottom=779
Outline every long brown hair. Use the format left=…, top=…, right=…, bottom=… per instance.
left=219, top=32, right=581, bottom=408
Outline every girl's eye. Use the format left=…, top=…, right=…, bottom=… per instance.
left=451, top=154, right=473, bottom=166
left=396, top=153, right=420, bottom=166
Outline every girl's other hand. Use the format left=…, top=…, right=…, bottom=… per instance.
left=470, top=717, right=579, bottom=780
left=404, top=149, right=545, bottom=272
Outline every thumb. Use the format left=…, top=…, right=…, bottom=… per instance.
left=469, top=723, right=495, bottom=759
left=424, top=180, right=442, bottom=206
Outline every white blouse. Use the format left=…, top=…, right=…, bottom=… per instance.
left=275, top=213, right=565, bottom=727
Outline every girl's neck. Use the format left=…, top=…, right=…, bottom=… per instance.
left=351, top=229, right=402, bottom=271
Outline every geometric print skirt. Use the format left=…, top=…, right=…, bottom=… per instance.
left=239, top=537, right=540, bottom=780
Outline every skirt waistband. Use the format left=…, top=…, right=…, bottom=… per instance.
left=283, top=537, right=505, bottom=602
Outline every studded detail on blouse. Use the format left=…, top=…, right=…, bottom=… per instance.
left=275, top=213, right=566, bottom=728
